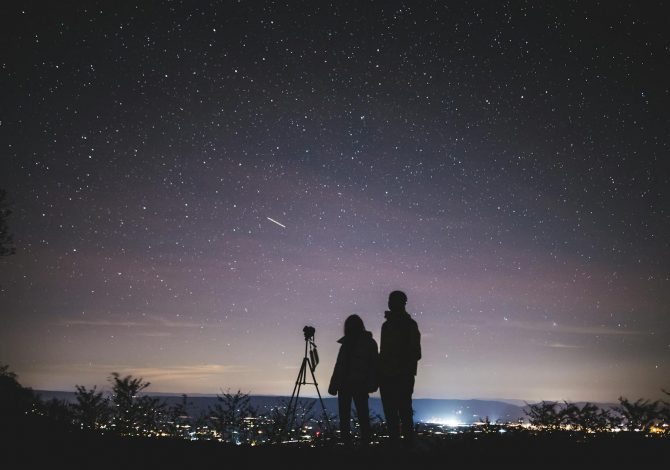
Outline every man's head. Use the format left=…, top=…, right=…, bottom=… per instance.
left=388, top=290, right=408, bottom=312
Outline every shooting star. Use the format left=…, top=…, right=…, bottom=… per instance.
left=266, top=217, right=286, bottom=229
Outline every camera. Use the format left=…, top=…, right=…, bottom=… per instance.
left=303, top=325, right=316, bottom=341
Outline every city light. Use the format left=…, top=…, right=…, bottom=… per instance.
left=425, top=417, right=464, bottom=427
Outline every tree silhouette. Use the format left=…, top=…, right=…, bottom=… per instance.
left=191, top=408, right=216, bottom=441
left=615, top=397, right=660, bottom=432
left=261, top=398, right=290, bottom=443
left=208, top=389, right=256, bottom=444
left=37, top=397, right=74, bottom=427
left=163, top=394, right=193, bottom=439
left=72, top=384, right=111, bottom=431
left=292, top=399, right=317, bottom=436
left=275, top=398, right=327, bottom=442
left=108, top=372, right=164, bottom=436
left=662, top=389, right=670, bottom=434
left=0, top=189, right=15, bottom=257
left=0, top=364, right=35, bottom=420
left=561, top=402, right=612, bottom=433
left=313, top=408, right=337, bottom=443
left=524, top=401, right=563, bottom=430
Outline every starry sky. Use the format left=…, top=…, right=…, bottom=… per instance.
left=1, top=1, right=668, bottom=403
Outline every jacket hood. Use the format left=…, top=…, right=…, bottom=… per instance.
left=337, top=329, right=373, bottom=344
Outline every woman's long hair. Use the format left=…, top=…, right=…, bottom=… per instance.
left=344, top=314, right=365, bottom=337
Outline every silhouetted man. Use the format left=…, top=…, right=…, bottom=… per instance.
left=379, top=290, right=421, bottom=446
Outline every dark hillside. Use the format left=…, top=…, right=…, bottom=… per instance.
left=2, top=412, right=668, bottom=470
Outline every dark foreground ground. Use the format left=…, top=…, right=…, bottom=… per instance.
left=2, top=416, right=669, bottom=470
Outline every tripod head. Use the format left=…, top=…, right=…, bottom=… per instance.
left=302, top=325, right=316, bottom=341
left=301, top=325, right=319, bottom=370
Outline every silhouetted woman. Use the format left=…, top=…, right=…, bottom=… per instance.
left=328, top=314, right=379, bottom=445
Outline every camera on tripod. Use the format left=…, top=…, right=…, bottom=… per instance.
left=280, top=324, right=332, bottom=439
left=303, top=325, right=316, bottom=341
left=302, top=325, right=319, bottom=369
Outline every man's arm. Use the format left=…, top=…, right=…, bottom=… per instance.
left=410, top=321, right=421, bottom=362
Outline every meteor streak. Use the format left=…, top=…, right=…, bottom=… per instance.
left=266, top=217, right=286, bottom=228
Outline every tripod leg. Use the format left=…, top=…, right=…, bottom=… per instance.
left=283, top=358, right=308, bottom=440
left=308, top=360, right=333, bottom=435
left=286, top=361, right=303, bottom=414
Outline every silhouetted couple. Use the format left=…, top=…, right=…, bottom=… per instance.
left=328, top=290, right=421, bottom=447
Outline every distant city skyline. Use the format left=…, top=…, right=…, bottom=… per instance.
left=1, top=2, right=668, bottom=403
left=33, top=391, right=535, bottom=425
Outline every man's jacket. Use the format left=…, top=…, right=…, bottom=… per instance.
left=379, top=310, right=421, bottom=377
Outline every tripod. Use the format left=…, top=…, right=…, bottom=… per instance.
left=282, top=328, right=332, bottom=440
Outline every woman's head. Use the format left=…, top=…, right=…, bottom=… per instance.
left=344, top=314, right=365, bottom=336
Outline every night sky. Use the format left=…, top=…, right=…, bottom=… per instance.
left=1, top=1, right=668, bottom=403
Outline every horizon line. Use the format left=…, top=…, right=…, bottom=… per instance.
left=33, top=389, right=623, bottom=404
